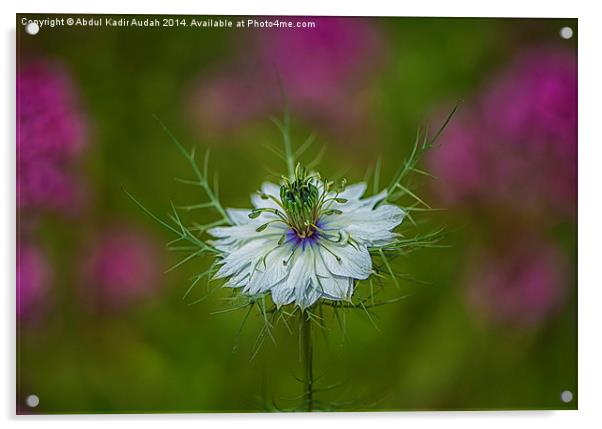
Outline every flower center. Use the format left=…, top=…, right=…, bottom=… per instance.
left=249, top=164, right=348, bottom=243
left=286, top=224, right=320, bottom=248
left=295, top=224, right=317, bottom=239
left=280, top=170, right=320, bottom=238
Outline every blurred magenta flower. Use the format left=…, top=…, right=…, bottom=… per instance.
left=427, top=114, right=485, bottom=204
left=17, top=59, right=89, bottom=216
left=428, top=47, right=577, bottom=216
left=17, top=158, right=86, bottom=215
left=17, top=241, right=51, bottom=321
left=482, top=47, right=577, bottom=155
left=80, top=227, right=162, bottom=310
left=465, top=239, right=567, bottom=329
left=189, top=17, right=383, bottom=139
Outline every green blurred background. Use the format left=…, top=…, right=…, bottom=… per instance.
left=16, top=15, right=577, bottom=412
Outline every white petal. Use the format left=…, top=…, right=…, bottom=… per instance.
left=268, top=247, right=321, bottom=308
left=266, top=246, right=306, bottom=307
left=208, top=221, right=285, bottom=242
left=320, top=277, right=353, bottom=300
left=339, top=182, right=367, bottom=201
left=226, top=266, right=251, bottom=288
left=293, top=247, right=321, bottom=308
left=324, top=203, right=405, bottom=246
left=250, top=182, right=282, bottom=210
left=226, top=208, right=252, bottom=225
left=213, top=238, right=272, bottom=279
left=319, top=242, right=372, bottom=280
left=312, top=253, right=353, bottom=300
left=297, top=286, right=322, bottom=309
left=271, top=279, right=296, bottom=307
left=325, top=188, right=388, bottom=214
left=288, top=251, right=314, bottom=304
left=245, top=244, right=292, bottom=294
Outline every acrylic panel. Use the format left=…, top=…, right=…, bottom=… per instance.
left=16, top=14, right=578, bottom=413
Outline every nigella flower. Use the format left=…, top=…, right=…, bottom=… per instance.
left=128, top=111, right=451, bottom=312
left=208, top=165, right=405, bottom=308
left=128, top=110, right=450, bottom=411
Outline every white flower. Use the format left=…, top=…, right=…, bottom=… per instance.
left=208, top=167, right=405, bottom=309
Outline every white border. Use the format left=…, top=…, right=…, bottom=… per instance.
left=3, top=1, right=600, bottom=428
left=7, top=0, right=581, bottom=17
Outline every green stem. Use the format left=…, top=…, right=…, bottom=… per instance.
left=301, top=311, right=314, bottom=412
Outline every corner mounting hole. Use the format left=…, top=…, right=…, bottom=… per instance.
left=561, top=390, right=573, bottom=403
left=25, top=22, right=40, bottom=35
left=25, top=394, right=39, bottom=408
left=559, top=26, right=573, bottom=39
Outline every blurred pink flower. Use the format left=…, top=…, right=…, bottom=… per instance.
left=81, top=227, right=162, bottom=310
left=17, top=241, right=51, bottom=321
left=482, top=47, right=577, bottom=154
left=482, top=47, right=577, bottom=213
left=17, top=158, right=85, bottom=215
left=427, top=114, right=485, bottom=204
left=465, top=239, right=567, bottom=329
left=189, top=17, right=383, bottom=139
left=428, top=47, right=577, bottom=216
left=17, top=59, right=89, bottom=216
